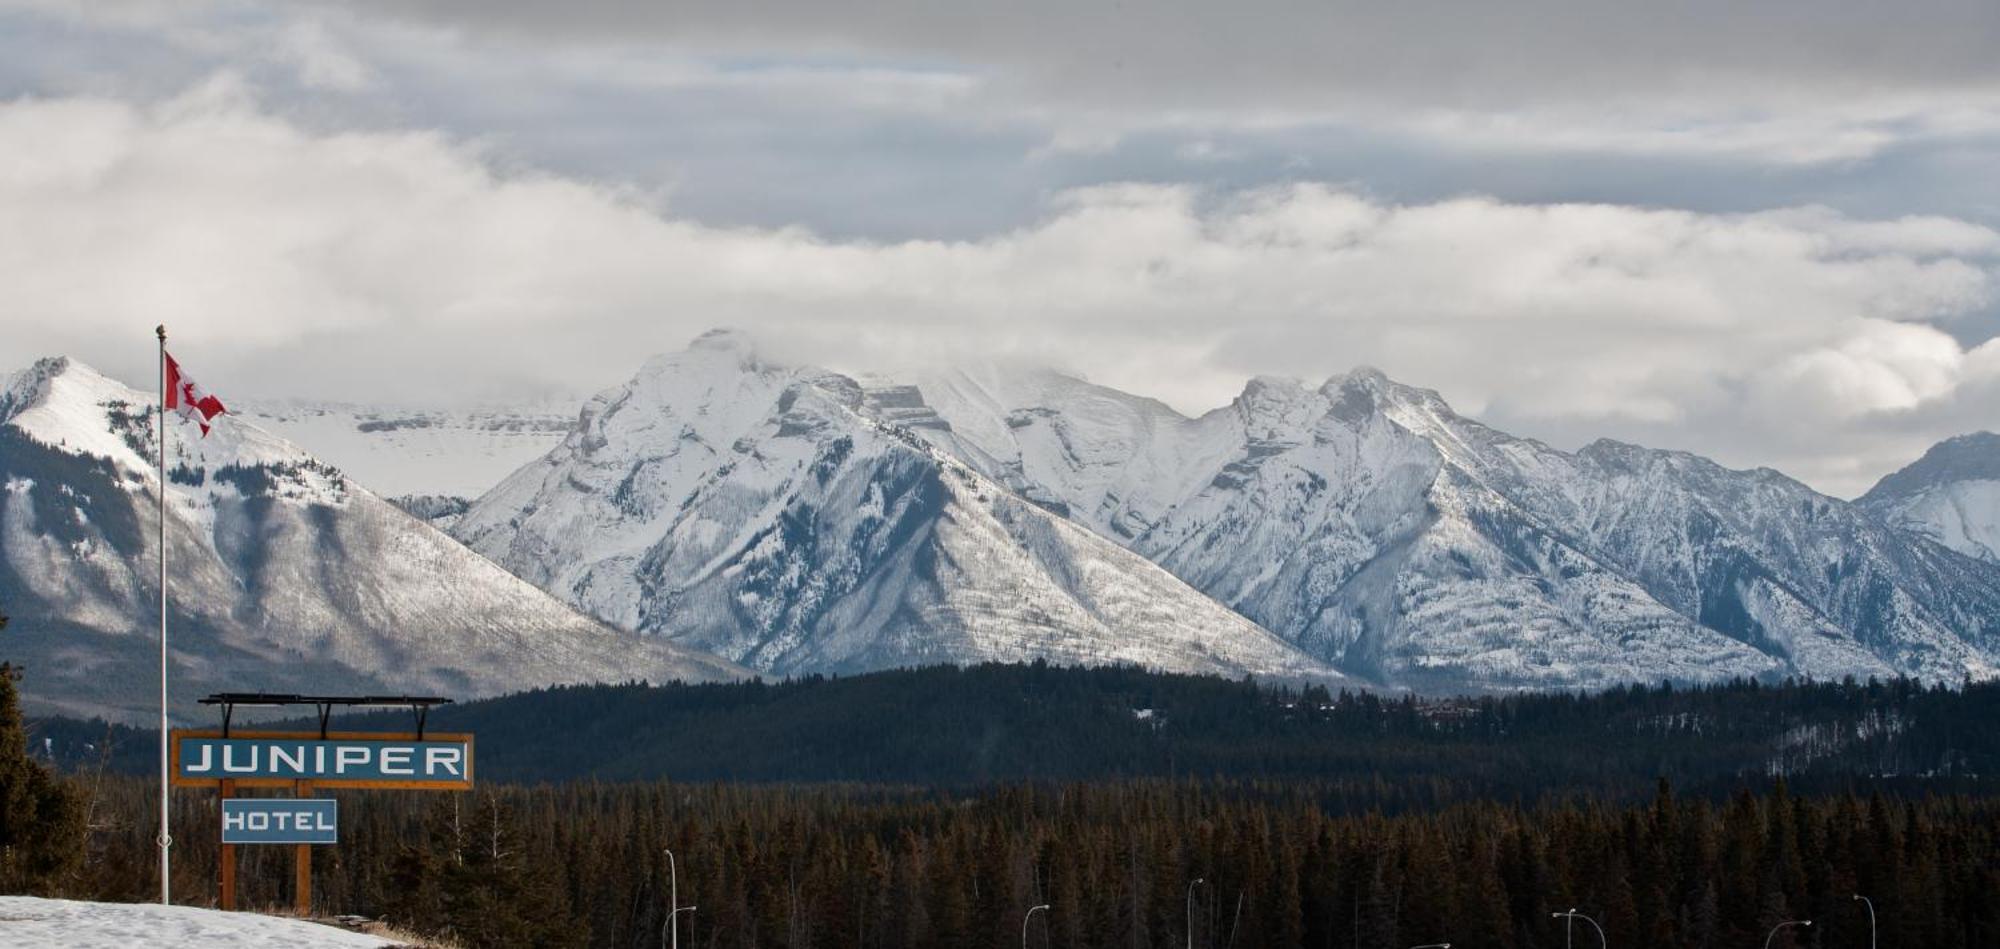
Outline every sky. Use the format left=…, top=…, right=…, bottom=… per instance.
left=3, top=1, right=2000, bottom=496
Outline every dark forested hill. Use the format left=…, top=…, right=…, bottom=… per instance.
left=30, top=662, right=2000, bottom=799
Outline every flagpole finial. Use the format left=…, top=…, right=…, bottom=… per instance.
left=156, top=324, right=166, bottom=341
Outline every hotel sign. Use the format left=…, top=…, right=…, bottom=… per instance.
left=221, top=799, right=338, bottom=845
left=170, top=731, right=475, bottom=790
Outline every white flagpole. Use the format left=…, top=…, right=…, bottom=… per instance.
left=155, top=324, right=171, bottom=905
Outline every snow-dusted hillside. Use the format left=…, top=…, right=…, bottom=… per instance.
left=1861, top=432, right=2000, bottom=564
left=0, top=357, right=744, bottom=722
left=454, top=331, right=1339, bottom=680
left=237, top=399, right=575, bottom=499
left=887, top=363, right=2000, bottom=688
left=0, top=896, right=391, bottom=948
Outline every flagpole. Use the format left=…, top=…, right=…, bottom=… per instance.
left=155, top=324, right=171, bottom=906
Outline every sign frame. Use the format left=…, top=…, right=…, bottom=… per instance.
left=170, top=729, right=476, bottom=791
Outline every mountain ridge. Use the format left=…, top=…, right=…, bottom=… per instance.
left=1860, top=431, right=2000, bottom=565
left=873, top=343, right=2000, bottom=687
left=452, top=336, right=1343, bottom=681
left=0, top=355, right=745, bottom=722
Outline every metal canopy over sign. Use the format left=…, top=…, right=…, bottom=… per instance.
left=171, top=730, right=475, bottom=790
left=222, top=798, right=338, bottom=845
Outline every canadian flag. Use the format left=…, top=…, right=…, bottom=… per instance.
left=163, top=351, right=228, bottom=436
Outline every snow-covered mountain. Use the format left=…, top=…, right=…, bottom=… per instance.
left=893, top=364, right=2000, bottom=688
left=453, top=331, right=1340, bottom=680
left=237, top=399, right=575, bottom=499
left=0, top=357, right=743, bottom=722
left=1860, top=432, right=2000, bottom=564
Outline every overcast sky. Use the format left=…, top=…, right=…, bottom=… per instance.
left=3, top=0, right=2000, bottom=496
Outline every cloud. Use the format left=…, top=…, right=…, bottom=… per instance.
left=330, top=1, right=2000, bottom=149
left=273, top=19, right=377, bottom=92
left=13, top=0, right=2000, bottom=261
left=2, top=88, right=1998, bottom=496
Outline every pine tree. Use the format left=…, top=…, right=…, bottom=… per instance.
left=394, top=792, right=580, bottom=948
left=0, top=656, right=86, bottom=893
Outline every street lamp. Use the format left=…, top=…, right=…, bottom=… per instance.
left=663, top=848, right=683, bottom=949
left=1763, top=919, right=1811, bottom=949
left=1551, top=909, right=1606, bottom=949
left=1186, top=878, right=1206, bottom=949
left=1022, top=903, right=1051, bottom=949
left=1854, top=895, right=1876, bottom=949
left=664, top=906, right=697, bottom=948
left=1411, top=944, right=1452, bottom=948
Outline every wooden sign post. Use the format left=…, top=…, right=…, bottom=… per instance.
left=172, top=694, right=470, bottom=914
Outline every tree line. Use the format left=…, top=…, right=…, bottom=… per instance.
left=33, top=663, right=2000, bottom=797
left=10, top=660, right=2000, bottom=946
left=51, top=774, right=2000, bottom=949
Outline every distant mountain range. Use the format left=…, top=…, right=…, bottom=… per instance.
left=7, top=336, right=2000, bottom=712
left=0, top=357, right=742, bottom=721
left=453, top=332, right=1337, bottom=681
left=458, top=331, right=2000, bottom=690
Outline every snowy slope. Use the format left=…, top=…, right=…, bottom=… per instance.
left=237, top=399, right=575, bottom=499
left=454, top=331, right=1339, bottom=680
left=0, top=357, right=745, bottom=723
left=0, top=896, right=390, bottom=948
left=1369, top=381, right=2000, bottom=683
left=900, top=367, right=1783, bottom=688
left=1860, top=432, right=2000, bottom=564
left=889, top=363, right=2000, bottom=688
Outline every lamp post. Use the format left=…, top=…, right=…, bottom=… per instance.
left=1854, top=895, right=1876, bottom=949
left=663, top=848, right=682, bottom=949
left=1763, top=919, right=1811, bottom=949
left=1551, top=909, right=1606, bottom=949
left=1023, top=903, right=1051, bottom=949
left=664, top=906, right=697, bottom=948
left=1186, top=878, right=1206, bottom=949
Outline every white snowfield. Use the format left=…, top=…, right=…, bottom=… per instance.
left=0, top=896, right=391, bottom=948
left=238, top=398, right=576, bottom=500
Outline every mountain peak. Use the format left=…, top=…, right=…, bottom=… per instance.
left=3, top=355, right=167, bottom=469
left=688, top=327, right=761, bottom=357
left=26, top=354, right=72, bottom=377
left=1320, top=366, right=1451, bottom=410
left=1331, top=365, right=1390, bottom=387
left=4, top=356, right=90, bottom=410
left=627, top=329, right=778, bottom=390
left=1863, top=431, right=2000, bottom=504
left=1241, top=374, right=1308, bottom=396
left=1, top=357, right=64, bottom=421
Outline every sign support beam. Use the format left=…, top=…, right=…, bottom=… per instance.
left=294, top=780, right=313, bottom=916
left=218, top=779, right=236, bottom=911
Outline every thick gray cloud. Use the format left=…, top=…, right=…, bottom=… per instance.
left=2, top=86, right=1996, bottom=497
left=10, top=1, right=2000, bottom=240
left=337, top=0, right=2000, bottom=112
left=3, top=0, right=2000, bottom=499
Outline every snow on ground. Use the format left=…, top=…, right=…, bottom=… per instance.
left=0, top=896, right=394, bottom=948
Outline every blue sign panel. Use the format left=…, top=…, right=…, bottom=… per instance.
left=221, top=798, right=338, bottom=845
left=176, top=736, right=473, bottom=787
